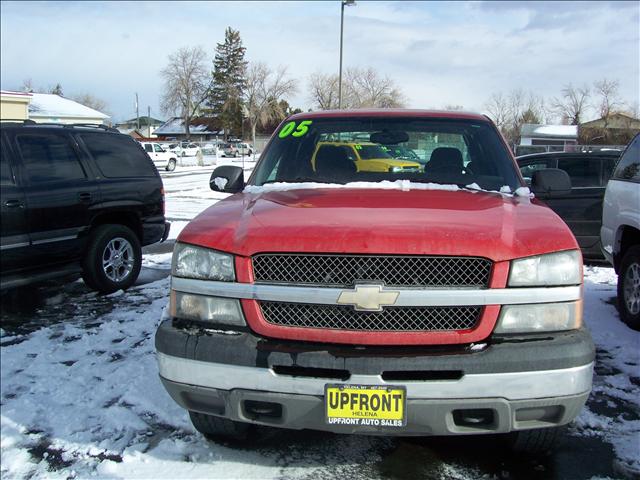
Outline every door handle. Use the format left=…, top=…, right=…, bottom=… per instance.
left=4, top=199, right=24, bottom=208
left=78, top=192, right=92, bottom=202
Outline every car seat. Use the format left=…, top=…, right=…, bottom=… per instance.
left=315, top=145, right=357, bottom=180
left=428, top=147, right=464, bottom=175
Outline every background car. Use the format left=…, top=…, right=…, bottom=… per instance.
left=178, top=142, right=200, bottom=157
left=0, top=122, right=169, bottom=293
left=600, top=134, right=640, bottom=330
left=222, top=142, right=253, bottom=157
left=312, top=141, right=422, bottom=173
left=140, top=142, right=178, bottom=171
left=517, top=150, right=621, bottom=260
left=384, top=145, right=422, bottom=162
left=201, top=142, right=224, bottom=156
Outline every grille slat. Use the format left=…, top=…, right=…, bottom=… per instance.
left=252, top=254, right=491, bottom=288
left=260, top=302, right=481, bottom=332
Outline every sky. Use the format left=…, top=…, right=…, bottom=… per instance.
left=1, top=1, right=638, bottom=123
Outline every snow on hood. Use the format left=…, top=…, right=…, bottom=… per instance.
left=244, top=180, right=533, bottom=198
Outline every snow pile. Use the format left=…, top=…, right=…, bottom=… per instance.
left=572, top=266, right=640, bottom=476
left=213, top=177, right=228, bottom=190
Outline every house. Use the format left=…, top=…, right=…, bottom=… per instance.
left=579, top=112, right=640, bottom=145
left=518, top=123, right=578, bottom=154
left=154, top=116, right=223, bottom=141
left=28, top=93, right=109, bottom=125
left=0, top=90, right=32, bottom=120
left=115, top=116, right=164, bottom=138
left=116, top=128, right=147, bottom=140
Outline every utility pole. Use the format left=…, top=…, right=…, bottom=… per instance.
left=147, top=106, right=151, bottom=138
left=135, top=93, right=140, bottom=130
left=338, top=0, right=356, bottom=109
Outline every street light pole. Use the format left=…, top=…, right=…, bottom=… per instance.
left=338, top=0, right=355, bottom=109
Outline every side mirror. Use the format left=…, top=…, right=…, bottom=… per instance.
left=210, top=165, right=244, bottom=193
left=531, top=168, right=572, bottom=198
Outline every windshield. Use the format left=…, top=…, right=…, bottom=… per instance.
left=251, top=117, right=521, bottom=192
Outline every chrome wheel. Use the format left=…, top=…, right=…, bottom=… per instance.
left=102, top=237, right=134, bottom=283
left=623, top=262, right=640, bottom=315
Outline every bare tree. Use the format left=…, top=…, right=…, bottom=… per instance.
left=551, top=84, right=590, bottom=125
left=484, top=92, right=510, bottom=129
left=308, top=68, right=405, bottom=110
left=308, top=72, right=340, bottom=110
left=71, top=93, right=109, bottom=115
left=345, top=67, right=406, bottom=108
left=594, top=78, right=622, bottom=127
left=160, top=46, right=212, bottom=139
left=244, top=62, right=297, bottom=153
left=485, top=89, right=546, bottom=147
left=21, top=78, right=35, bottom=93
left=627, top=101, right=640, bottom=119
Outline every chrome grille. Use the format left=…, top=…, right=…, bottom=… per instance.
left=252, top=254, right=492, bottom=288
left=260, top=302, right=482, bottom=332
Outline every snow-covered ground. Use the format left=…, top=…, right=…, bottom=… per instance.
left=1, top=169, right=639, bottom=479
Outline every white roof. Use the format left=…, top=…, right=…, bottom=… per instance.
left=28, top=93, right=109, bottom=119
left=533, top=125, right=578, bottom=136
left=520, top=123, right=578, bottom=139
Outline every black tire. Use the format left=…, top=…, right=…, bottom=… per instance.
left=505, top=426, right=565, bottom=454
left=166, top=158, right=177, bottom=172
left=82, top=224, right=142, bottom=294
left=618, top=245, right=640, bottom=330
left=189, top=411, right=249, bottom=441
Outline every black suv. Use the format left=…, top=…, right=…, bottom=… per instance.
left=516, top=150, right=621, bottom=260
left=1, top=122, right=169, bottom=293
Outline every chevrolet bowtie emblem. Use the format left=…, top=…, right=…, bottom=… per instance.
left=336, top=284, right=400, bottom=311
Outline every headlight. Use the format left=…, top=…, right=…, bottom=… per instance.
left=390, top=166, right=403, bottom=173
left=509, top=250, right=581, bottom=287
left=495, top=301, right=582, bottom=333
left=172, top=243, right=235, bottom=281
left=170, top=291, right=245, bottom=326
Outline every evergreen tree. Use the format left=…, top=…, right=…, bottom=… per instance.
left=208, top=27, right=248, bottom=138
left=50, top=83, right=63, bottom=96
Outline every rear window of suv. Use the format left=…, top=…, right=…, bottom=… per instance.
left=80, top=133, right=156, bottom=178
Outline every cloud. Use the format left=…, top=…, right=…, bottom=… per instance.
left=1, top=1, right=637, bottom=122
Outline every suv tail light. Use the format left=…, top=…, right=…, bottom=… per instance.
left=160, top=187, right=165, bottom=215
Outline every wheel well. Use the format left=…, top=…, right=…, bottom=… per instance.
left=89, top=212, right=142, bottom=242
left=615, top=226, right=640, bottom=270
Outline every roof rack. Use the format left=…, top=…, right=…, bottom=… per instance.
left=0, top=121, right=119, bottom=133
left=62, top=123, right=120, bottom=133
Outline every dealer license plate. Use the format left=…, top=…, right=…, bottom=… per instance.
left=325, top=384, right=406, bottom=428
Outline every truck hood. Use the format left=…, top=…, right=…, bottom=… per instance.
left=178, top=187, right=578, bottom=262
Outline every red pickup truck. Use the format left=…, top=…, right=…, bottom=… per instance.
left=155, top=110, right=594, bottom=453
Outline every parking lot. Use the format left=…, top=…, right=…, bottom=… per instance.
left=0, top=162, right=638, bottom=479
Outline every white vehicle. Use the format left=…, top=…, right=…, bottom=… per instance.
left=178, top=142, right=201, bottom=157
left=601, top=133, right=640, bottom=330
left=140, top=142, right=178, bottom=172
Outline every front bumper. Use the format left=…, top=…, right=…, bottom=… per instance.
left=155, top=320, right=594, bottom=435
